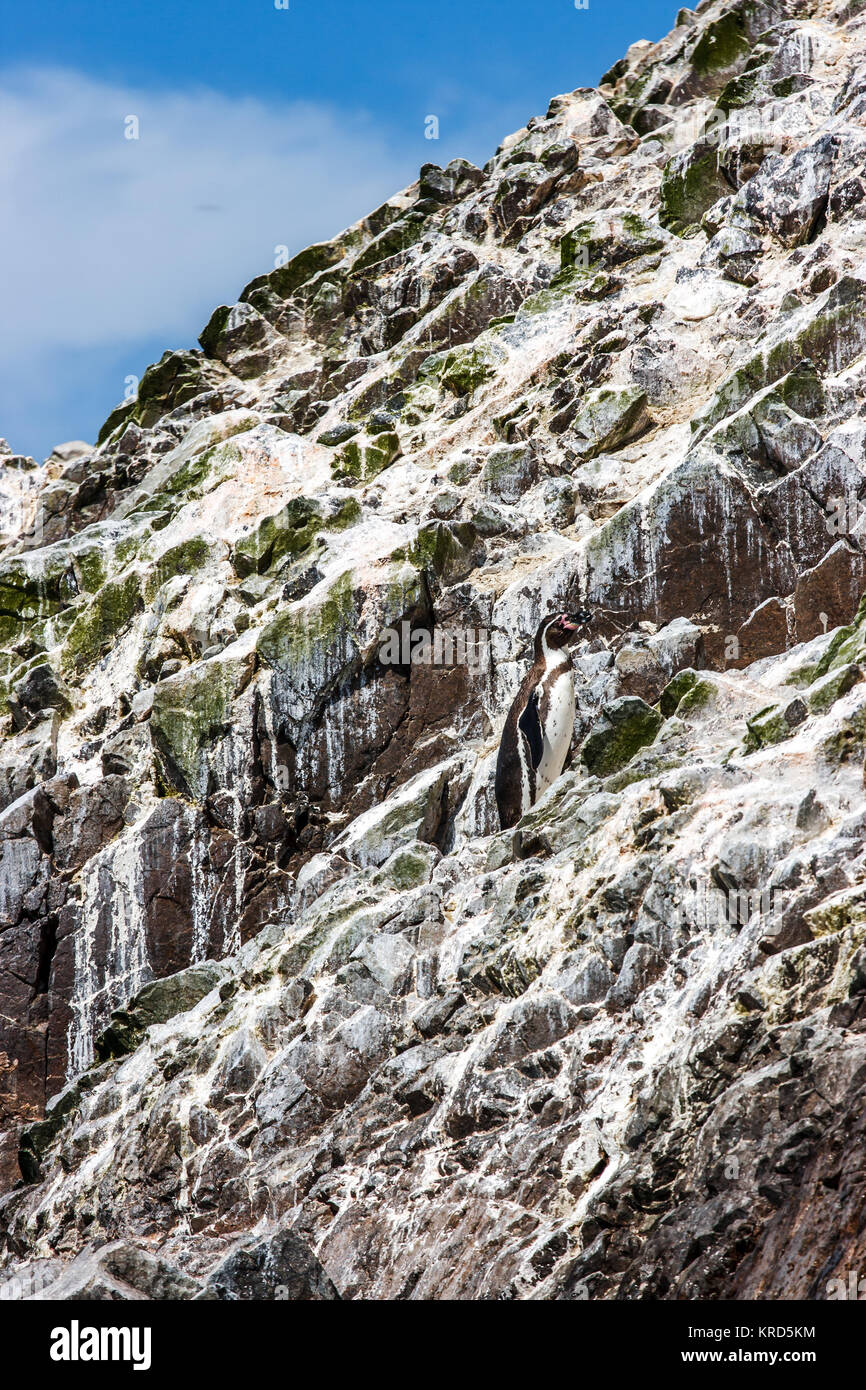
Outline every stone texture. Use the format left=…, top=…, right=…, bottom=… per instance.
left=2, top=0, right=866, bottom=1305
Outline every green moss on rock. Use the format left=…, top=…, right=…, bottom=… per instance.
left=164, top=440, right=239, bottom=500
left=95, top=961, right=228, bottom=1061
left=233, top=499, right=322, bottom=577
left=146, top=537, right=216, bottom=600
left=243, top=240, right=347, bottom=304
left=258, top=570, right=356, bottom=671
left=333, top=433, right=401, bottom=482
left=659, top=142, right=731, bottom=234
left=581, top=697, right=663, bottom=776
left=808, top=597, right=866, bottom=682
left=691, top=9, right=750, bottom=77
left=744, top=703, right=792, bottom=751
left=98, top=350, right=217, bottom=443
left=805, top=663, right=864, bottom=715
left=151, top=652, right=252, bottom=798
left=561, top=211, right=666, bottom=267
left=318, top=422, right=360, bottom=447
left=659, top=668, right=700, bottom=717
left=718, top=66, right=764, bottom=108
left=233, top=495, right=361, bottom=578
left=61, top=571, right=143, bottom=671
left=0, top=554, right=74, bottom=649
left=418, top=340, right=504, bottom=397
left=351, top=213, right=427, bottom=274
left=375, top=842, right=439, bottom=891
left=676, top=678, right=716, bottom=716
left=71, top=544, right=109, bottom=595
left=693, top=282, right=866, bottom=439
left=406, top=521, right=479, bottom=584
left=399, top=384, right=439, bottom=424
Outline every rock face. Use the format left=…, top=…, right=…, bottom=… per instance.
left=2, top=0, right=866, bottom=1299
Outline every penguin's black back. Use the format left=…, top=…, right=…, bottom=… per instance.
left=495, top=664, right=543, bottom=829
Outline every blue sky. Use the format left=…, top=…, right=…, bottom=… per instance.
left=0, top=0, right=679, bottom=460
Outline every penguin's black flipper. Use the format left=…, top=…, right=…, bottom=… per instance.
left=518, top=689, right=544, bottom=770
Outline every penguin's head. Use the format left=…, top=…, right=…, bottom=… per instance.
left=536, top=609, right=592, bottom=657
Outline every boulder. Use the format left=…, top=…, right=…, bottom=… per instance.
left=199, top=302, right=288, bottom=378
left=95, top=960, right=229, bottom=1061
left=735, top=135, right=838, bottom=247
left=203, top=1229, right=340, bottom=1301
left=581, top=697, right=664, bottom=777
left=567, top=387, right=649, bottom=460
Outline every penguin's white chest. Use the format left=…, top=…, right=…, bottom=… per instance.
left=536, top=669, right=575, bottom=795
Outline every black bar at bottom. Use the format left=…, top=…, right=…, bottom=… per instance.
left=0, top=1295, right=856, bottom=1377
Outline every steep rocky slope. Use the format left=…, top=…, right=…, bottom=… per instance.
left=2, top=0, right=866, bottom=1299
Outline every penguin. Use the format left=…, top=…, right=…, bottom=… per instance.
left=495, top=610, right=592, bottom=830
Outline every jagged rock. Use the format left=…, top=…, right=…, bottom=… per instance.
left=10, top=664, right=71, bottom=725
left=735, top=134, right=838, bottom=246
left=795, top=542, right=866, bottom=642
left=414, top=263, right=525, bottom=351
left=606, top=942, right=665, bottom=1011
left=5, top=0, right=866, bottom=1307
left=331, top=760, right=456, bottom=868
left=561, top=209, right=668, bottom=267
left=231, top=496, right=356, bottom=577
left=419, top=338, right=505, bottom=397
left=660, top=138, right=734, bottom=233
left=418, top=159, right=486, bottom=204
left=581, top=696, right=664, bottom=776
left=614, top=618, right=704, bottom=703
left=96, top=960, right=229, bottom=1060
left=202, top=1229, right=340, bottom=1301
left=493, top=162, right=561, bottom=234
left=51, top=776, right=131, bottom=873
left=480, top=443, right=539, bottom=503
left=701, top=224, right=765, bottom=285
left=567, top=387, right=649, bottom=460
left=98, top=349, right=229, bottom=442
left=30, top=1242, right=200, bottom=1300
left=333, top=431, right=401, bottom=481
left=150, top=645, right=255, bottom=798
left=209, top=1028, right=267, bottom=1104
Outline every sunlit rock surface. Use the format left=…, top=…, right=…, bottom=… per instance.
left=3, top=0, right=866, bottom=1300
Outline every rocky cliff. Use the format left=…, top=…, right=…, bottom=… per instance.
left=2, top=0, right=866, bottom=1300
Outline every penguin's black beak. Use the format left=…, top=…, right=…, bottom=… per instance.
left=567, top=609, right=592, bottom=628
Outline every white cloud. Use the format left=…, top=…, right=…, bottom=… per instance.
left=0, top=66, right=417, bottom=369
